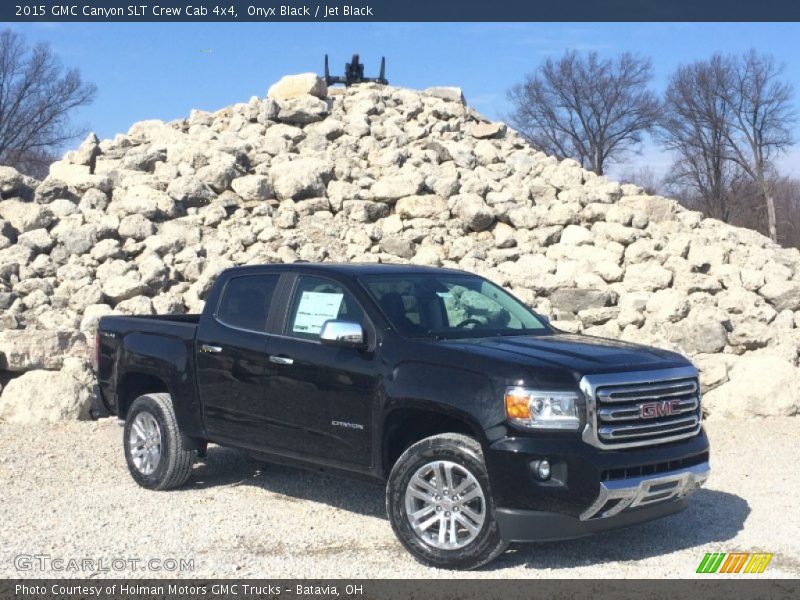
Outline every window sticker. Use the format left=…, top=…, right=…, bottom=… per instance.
left=292, top=291, right=344, bottom=335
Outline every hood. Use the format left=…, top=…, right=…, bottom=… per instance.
left=439, top=333, right=691, bottom=379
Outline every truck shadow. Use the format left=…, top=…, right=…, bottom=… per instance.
left=491, top=489, right=750, bottom=571
left=188, top=447, right=748, bottom=568
left=187, top=445, right=386, bottom=519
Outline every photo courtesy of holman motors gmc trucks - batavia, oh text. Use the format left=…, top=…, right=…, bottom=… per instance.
left=92, top=263, right=709, bottom=569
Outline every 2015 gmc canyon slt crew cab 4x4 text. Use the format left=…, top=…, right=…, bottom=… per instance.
left=93, top=263, right=709, bottom=569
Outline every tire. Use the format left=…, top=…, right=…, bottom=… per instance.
left=123, top=393, right=195, bottom=490
left=386, top=433, right=508, bottom=570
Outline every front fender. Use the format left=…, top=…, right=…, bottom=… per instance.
left=385, top=361, right=504, bottom=435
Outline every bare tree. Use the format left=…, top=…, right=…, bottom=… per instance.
left=722, top=50, right=796, bottom=242
left=507, top=51, right=660, bottom=176
left=660, top=51, right=796, bottom=242
left=0, top=29, right=96, bottom=178
left=774, top=177, right=800, bottom=248
left=660, top=55, right=747, bottom=223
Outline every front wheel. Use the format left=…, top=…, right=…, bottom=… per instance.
left=386, top=433, right=508, bottom=569
left=123, top=393, right=195, bottom=490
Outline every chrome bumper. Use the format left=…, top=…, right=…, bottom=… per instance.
left=580, top=462, right=710, bottom=521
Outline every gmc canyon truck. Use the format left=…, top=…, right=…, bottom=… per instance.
left=93, top=263, right=709, bottom=569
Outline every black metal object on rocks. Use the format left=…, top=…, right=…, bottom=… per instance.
left=324, top=53, right=388, bottom=86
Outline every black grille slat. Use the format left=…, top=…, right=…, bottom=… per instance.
left=600, top=452, right=709, bottom=481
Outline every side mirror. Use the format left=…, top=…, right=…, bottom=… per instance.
left=320, top=320, right=365, bottom=349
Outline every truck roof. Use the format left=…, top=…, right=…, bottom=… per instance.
left=220, top=262, right=471, bottom=278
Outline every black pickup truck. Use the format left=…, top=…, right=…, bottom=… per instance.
left=93, top=263, right=709, bottom=569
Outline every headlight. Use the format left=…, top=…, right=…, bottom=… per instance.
left=505, top=387, right=581, bottom=430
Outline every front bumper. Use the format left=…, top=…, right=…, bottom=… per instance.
left=486, top=428, right=710, bottom=542
left=580, top=461, right=708, bottom=520
left=496, top=462, right=709, bottom=542
left=497, top=495, right=691, bottom=543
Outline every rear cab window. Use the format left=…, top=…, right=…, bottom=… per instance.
left=215, top=274, right=281, bottom=332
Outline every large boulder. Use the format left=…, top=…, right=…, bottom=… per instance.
left=0, top=358, right=92, bottom=422
left=47, top=162, right=111, bottom=192
left=0, top=330, right=86, bottom=372
left=668, top=307, right=729, bottom=354
left=371, top=170, right=424, bottom=204
left=623, top=262, right=673, bottom=292
left=166, top=176, right=217, bottom=206
left=424, top=87, right=465, bottom=104
left=0, top=199, right=54, bottom=232
left=470, top=122, right=506, bottom=139
left=0, top=166, right=26, bottom=197
left=703, top=352, right=800, bottom=418
left=395, top=195, right=448, bottom=220
left=111, top=185, right=176, bottom=218
left=759, top=280, right=800, bottom=312
left=267, top=73, right=327, bottom=100
left=452, top=194, right=494, bottom=232
left=278, top=95, right=329, bottom=125
left=549, top=288, right=615, bottom=315
left=270, top=158, right=332, bottom=201
left=231, top=174, right=274, bottom=202
left=196, top=155, right=239, bottom=194
left=102, top=275, right=149, bottom=302
left=645, top=288, right=690, bottom=323
left=118, top=214, right=156, bottom=240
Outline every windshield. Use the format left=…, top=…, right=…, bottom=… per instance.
left=359, top=272, right=550, bottom=339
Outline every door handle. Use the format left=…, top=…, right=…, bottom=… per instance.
left=200, top=344, right=222, bottom=353
left=269, top=355, right=294, bottom=365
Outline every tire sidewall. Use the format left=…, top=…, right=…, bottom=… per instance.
left=387, top=436, right=503, bottom=569
left=123, top=395, right=173, bottom=490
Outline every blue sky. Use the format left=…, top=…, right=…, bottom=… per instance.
left=9, top=22, right=800, bottom=179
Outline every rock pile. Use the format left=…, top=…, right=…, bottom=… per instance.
left=0, top=73, right=799, bottom=422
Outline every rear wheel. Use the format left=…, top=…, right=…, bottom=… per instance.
left=386, top=433, right=508, bottom=569
left=123, top=393, right=195, bottom=490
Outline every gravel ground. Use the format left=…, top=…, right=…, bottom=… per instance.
left=0, top=418, right=797, bottom=579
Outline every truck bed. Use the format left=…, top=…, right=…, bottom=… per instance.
left=95, top=314, right=204, bottom=422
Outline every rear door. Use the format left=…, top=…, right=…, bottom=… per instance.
left=259, top=274, right=379, bottom=466
left=195, top=272, right=283, bottom=446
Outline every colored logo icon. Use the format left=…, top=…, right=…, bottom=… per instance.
left=696, top=552, right=773, bottom=574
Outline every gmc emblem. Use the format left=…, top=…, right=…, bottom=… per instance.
left=639, top=399, right=680, bottom=419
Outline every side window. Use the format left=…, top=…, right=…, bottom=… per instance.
left=286, top=276, right=365, bottom=340
left=367, top=279, right=427, bottom=332
left=216, top=274, right=280, bottom=332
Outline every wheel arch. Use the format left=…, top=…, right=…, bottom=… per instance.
left=381, top=405, right=486, bottom=478
left=116, top=371, right=170, bottom=418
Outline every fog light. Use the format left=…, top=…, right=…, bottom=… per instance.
left=536, top=459, right=551, bottom=481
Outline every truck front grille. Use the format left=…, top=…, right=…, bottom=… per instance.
left=580, top=367, right=702, bottom=450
